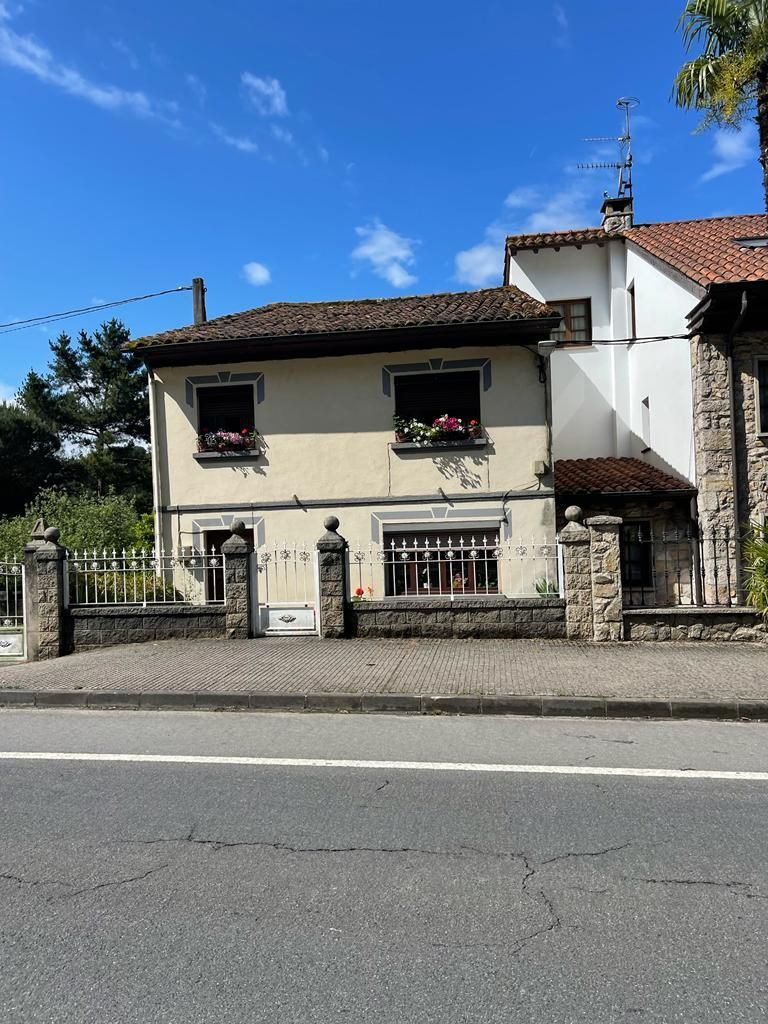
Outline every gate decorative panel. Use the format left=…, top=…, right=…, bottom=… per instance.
left=254, top=542, right=317, bottom=634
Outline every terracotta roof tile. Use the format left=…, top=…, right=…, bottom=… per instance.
left=506, top=227, right=609, bottom=252
left=130, top=286, right=555, bottom=350
left=624, top=214, right=768, bottom=287
left=555, top=457, right=695, bottom=495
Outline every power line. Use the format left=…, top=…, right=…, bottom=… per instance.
left=0, top=285, right=192, bottom=336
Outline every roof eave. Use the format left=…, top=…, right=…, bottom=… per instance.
left=133, top=315, right=562, bottom=367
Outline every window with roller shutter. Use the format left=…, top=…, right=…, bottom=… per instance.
left=393, top=371, right=481, bottom=425
left=197, top=385, right=255, bottom=434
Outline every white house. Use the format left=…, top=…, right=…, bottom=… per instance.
left=505, top=197, right=704, bottom=483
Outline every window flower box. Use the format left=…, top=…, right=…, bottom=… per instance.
left=197, top=428, right=262, bottom=454
left=392, top=415, right=484, bottom=446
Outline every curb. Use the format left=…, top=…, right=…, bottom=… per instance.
left=0, top=689, right=765, bottom=722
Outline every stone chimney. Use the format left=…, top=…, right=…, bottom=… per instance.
left=601, top=195, right=634, bottom=234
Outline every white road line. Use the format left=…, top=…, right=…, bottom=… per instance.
left=0, top=751, right=766, bottom=781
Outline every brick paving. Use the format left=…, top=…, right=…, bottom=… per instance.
left=0, top=637, right=767, bottom=700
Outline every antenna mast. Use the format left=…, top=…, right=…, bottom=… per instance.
left=578, top=96, right=639, bottom=199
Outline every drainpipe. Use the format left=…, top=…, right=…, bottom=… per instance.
left=147, top=369, right=163, bottom=556
left=725, top=290, right=748, bottom=602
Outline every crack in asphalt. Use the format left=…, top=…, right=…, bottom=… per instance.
left=541, top=841, right=635, bottom=866
left=122, top=836, right=454, bottom=856
left=2, top=864, right=170, bottom=902
left=51, top=864, right=170, bottom=902
left=632, top=876, right=768, bottom=899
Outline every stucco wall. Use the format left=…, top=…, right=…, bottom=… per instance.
left=625, top=247, right=698, bottom=480
left=153, top=343, right=556, bottom=550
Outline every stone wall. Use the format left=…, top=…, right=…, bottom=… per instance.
left=624, top=606, right=767, bottom=642
left=347, top=597, right=566, bottom=639
left=65, top=605, right=226, bottom=652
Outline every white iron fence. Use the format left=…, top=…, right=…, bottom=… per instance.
left=0, top=558, right=24, bottom=626
left=67, top=547, right=226, bottom=606
left=347, top=534, right=561, bottom=600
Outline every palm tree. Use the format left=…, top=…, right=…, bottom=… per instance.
left=674, top=1, right=768, bottom=208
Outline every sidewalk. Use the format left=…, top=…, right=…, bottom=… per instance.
left=0, top=638, right=767, bottom=720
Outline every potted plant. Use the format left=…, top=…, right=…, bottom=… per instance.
left=468, top=419, right=483, bottom=438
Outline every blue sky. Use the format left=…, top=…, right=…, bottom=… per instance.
left=0, top=0, right=764, bottom=397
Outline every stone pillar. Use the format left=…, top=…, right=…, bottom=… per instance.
left=559, top=506, right=594, bottom=641
left=24, top=525, right=67, bottom=661
left=586, top=515, right=624, bottom=642
left=221, top=521, right=253, bottom=639
left=317, top=516, right=348, bottom=639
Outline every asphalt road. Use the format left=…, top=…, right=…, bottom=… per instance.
left=1, top=711, right=768, bottom=1024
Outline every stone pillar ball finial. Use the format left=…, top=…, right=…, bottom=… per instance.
left=324, top=515, right=340, bottom=533
left=231, top=520, right=247, bottom=537
left=564, top=505, right=583, bottom=524
left=43, top=526, right=61, bottom=543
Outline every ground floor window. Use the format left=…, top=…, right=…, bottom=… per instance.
left=620, top=521, right=653, bottom=589
left=204, top=528, right=254, bottom=602
left=383, top=531, right=500, bottom=597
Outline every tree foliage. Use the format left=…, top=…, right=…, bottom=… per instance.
left=0, top=403, right=62, bottom=517
left=0, top=489, right=150, bottom=561
left=674, top=1, right=768, bottom=205
left=17, top=319, right=152, bottom=508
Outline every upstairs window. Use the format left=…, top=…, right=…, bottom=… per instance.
left=757, top=359, right=768, bottom=435
left=197, top=385, right=255, bottom=434
left=394, top=370, right=481, bottom=425
left=550, top=299, right=592, bottom=344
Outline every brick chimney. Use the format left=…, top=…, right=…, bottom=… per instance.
left=601, top=195, right=634, bottom=234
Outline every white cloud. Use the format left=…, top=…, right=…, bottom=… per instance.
left=455, top=182, right=594, bottom=286
left=700, top=128, right=755, bottom=183
left=210, top=122, right=259, bottom=153
left=271, top=124, right=294, bottom=145
left=504, top=185, right=542, bottom=209
left=454, top=242, right=502, bottom=288
left=553, top=4, right=570, bottom=47
left=520, top=183, right=593, bottom=232
left=242, top=261, right=271, bottom=286
left=112, top=40, right=139, bottom=71
left=318, top=145, right=330, bottom=162
left=0, top=380, right=17, bottom=404
left=185, top=72, right=206, bottom=106
left=352, top=220, right=418, bottom=289
left=0, top=13, right=176, bottom=122
left=242, top=72, right=288, bottom=116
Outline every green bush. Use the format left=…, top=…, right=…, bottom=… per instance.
left=0, top=488, right=152, bottom=560
left=744, top=523, right=768, bottom=617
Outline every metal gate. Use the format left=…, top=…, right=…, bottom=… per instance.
left=0, top=558, right=25, bottom=660
left=252, top=541, right=318, bottom=635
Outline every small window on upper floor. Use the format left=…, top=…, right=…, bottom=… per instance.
left=197, top=384, right=255, bottom=434
left=550, top=299, right=592, bottom=344
left=757, top=359, right=768, bottom=435
left=394, top=370, right=481, bottom=425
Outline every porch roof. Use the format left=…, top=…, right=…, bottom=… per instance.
left=555, top=457, right=696, bottom=499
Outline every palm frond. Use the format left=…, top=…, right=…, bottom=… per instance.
left=679, top=0, right=749, bottom=54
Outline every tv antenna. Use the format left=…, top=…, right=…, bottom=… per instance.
left=577, top=96, right=639, bottom=199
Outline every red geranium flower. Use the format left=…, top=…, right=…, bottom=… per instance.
left=355, top=587, right=364, bottom=597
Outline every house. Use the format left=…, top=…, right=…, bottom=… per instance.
left=506, top=201, right=768, bottom=601
left=129, top=286, right=561, bottom=632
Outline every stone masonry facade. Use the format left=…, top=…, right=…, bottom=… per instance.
left=691, top=331, right=768, bottom=601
